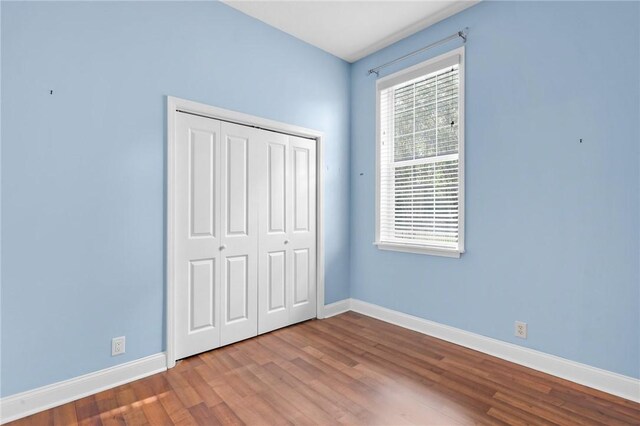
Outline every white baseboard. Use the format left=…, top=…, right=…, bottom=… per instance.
left=0, top=353, right=167, bottom=424
left=327, top=298, right=639, bottom=403
left=323, top=299, right=352, bottom=318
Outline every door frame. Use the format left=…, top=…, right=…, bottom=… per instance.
left=166, top=96, right=325, bottom=368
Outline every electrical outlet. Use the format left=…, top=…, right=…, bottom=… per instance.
left=112, top=336, right=126, bottom=356
left=515, top=321, right=527, bottom=339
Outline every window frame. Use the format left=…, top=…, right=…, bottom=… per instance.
left=374, top=46, right=465, bottom=258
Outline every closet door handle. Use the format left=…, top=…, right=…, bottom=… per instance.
left=284, top=240, right=290, bottom=245
left=219, top=244, right=227, bottom=250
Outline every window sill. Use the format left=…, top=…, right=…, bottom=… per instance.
left=374, top=242, right=462, bottom=258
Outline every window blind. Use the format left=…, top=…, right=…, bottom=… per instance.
left=377, top=56, right=462, bottom=253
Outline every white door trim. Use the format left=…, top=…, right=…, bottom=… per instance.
left=166, top=96, right=325, bottom=368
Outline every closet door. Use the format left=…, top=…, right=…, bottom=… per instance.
left=258, top=133, right=316, bottom=333
left=174, top=113, right=221, bottom=359
left=219, top=122, right=259, bottom=346
left=258, top=131, right=290, bottom=333
left=288, top=135, right=317, bottom=324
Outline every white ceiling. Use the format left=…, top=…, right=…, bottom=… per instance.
left=223, top=1, right=478, bottom=63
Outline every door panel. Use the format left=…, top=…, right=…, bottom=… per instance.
left=226, top=255, right=249, bottom=322
left=226, top=136, right=248, bottom=235
left=175, top=113, right=221, bottom=359
left=190, top=130, right=215, bottom=237
left=288, top=136, right=317, bottom=324
left=220, top=122, right=259, bottom=346
left=258, top=132, right=316, bottom=333
left=293, top=249, right=309, bottom=305
left=258, top=131, right=291, bottom=333
left=293, top=148, right=310, bottom=232
left=268, top=143, right=287, bottom=233
left=268, top=251, right=286, bottom=312
left=189, top=259, right=215, bottom=331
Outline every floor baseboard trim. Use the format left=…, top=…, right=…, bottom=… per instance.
left=341, top=298, right=639, bottom=403
left=323, top=299, right=352, bottom=318
left=0, top=353, right=167, bottom=424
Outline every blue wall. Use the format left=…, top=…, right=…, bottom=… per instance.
left=2, top=0, right=639, bottom=400
left=0, top=1, right=351, bottom=397
left=350, top=1, right=640, bottom=378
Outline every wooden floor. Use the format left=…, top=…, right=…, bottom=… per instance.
left=9, top=312, right=640, bottom=425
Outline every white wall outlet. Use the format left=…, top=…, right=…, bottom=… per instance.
left=515, top=321, right=527, bottom=339
left=112, top=336, right=126, bottom=356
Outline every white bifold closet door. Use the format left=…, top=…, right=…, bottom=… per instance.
left=174, top=111, right=316, bottom=360
left=257, top=132, right=317, bottom=334
left=174, top=113, right=222, bottom=359
left=219, top=122, right=260, bottom=346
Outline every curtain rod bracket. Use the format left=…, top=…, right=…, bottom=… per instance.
left=458, top=29, right=467, bottom=43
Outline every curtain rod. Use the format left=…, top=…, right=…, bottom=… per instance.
left=367, top=28, right=468, bottom=76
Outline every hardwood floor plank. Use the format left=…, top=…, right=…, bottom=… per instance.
left=112, top=385, right=146, bottom=426
left=240, top=393, right=293, bottom=425
left=249, top=362, right=341, bottom=423
left=548, top=388, right=640, bottom=424
left=208, top=402, right=244, bottom=426
left=188, top=402, right=219, bottom=425
left=52, top=402, right=79, bottom=426
left=164, top=369, right=204, bottom=408
left=95, top=389, right=126, bottom=425
left=156, top=391, right=185, bottom=416
left=205, top=388, right=264, bottom=426
left=493, top=391, right=601, bottom=426
left=75, top=396, right=103, bottom=426
left=182, top=368, right=223, bottom=407
left=486, top=407, right=530, bottom=426
left=140, top=399, right=173, bottom=425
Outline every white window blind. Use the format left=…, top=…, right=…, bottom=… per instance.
left=376, top=48, right=464, bottom=257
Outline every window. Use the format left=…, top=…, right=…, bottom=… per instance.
left=375, top=47, right=464, bottom=258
